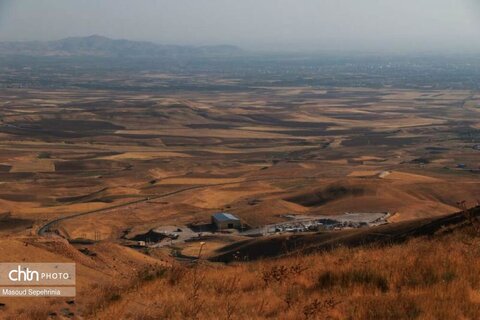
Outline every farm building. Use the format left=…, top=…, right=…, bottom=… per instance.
left=212, top=213, right=241, bottom=230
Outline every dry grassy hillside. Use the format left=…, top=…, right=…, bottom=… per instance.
left=0, top=237, right=169, bottom=319
left=85, top=225, right=480, bottom=319
left=4, top=210, right=480, bottom=320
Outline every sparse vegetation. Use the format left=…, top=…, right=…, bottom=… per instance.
left=84, top=225, right=480, bottom=319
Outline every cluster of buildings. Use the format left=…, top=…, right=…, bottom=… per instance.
left=210, top=211, right=390, bottom=235
left=245, top=212, right=391, bottom=237
left=264, top=220, right=359, bottom=234
left=271, top=219, right=369, bottom=233
left=132, top=211, right=391, bottom=248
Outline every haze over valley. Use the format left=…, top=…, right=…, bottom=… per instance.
left=0, top=1, right=480, bottom=319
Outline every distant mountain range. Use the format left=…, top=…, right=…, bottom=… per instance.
left=0, top=35, right=243, bottom=58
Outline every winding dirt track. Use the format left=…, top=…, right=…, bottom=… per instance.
left=37, top=176, right=317, bottom=236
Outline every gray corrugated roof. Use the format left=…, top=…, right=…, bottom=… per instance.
left=212, top=212, right=240, bottom=222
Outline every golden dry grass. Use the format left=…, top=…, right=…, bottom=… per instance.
left=9, top=158, right=55, bottom=173
left=81, top=226, right=480, bottom=320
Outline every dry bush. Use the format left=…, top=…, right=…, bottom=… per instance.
left=302, top=297, right=338, bottom=320
left=262, top=262, right=308, bottom=286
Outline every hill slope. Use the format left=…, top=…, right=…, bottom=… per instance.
left=0, top=35, right=243, bottom=58
left=89, top=208, right=480, bottom=320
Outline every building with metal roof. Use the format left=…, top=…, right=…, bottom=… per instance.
left=211, top=212, right=241, bottom=230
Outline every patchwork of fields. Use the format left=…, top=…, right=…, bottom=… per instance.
left=0, top=87, right=479, bottom=241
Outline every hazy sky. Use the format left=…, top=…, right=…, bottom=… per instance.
left=0, top=0, right=479, bottom=52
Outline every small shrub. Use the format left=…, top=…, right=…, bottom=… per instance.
left=303, top=299, right=322, bottom=319
left=262, top=263, right=308, bottom=285
left=303, top=297, right=338, bottom=320
left=262, top=265, right=289, bottom=285
left=137, top=266, right=167, bottom=283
